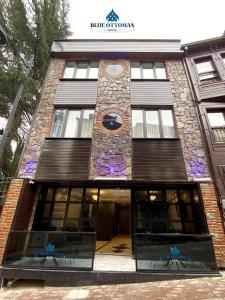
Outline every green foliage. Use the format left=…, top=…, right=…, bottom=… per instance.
left=0, top=0, right=71, bottom=175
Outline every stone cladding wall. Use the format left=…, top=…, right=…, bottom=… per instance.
left=166, top=60, right=209, bottom=180
left=89, top=60, right=132, bottom=179
left=18, top=58, right=65, bottom=178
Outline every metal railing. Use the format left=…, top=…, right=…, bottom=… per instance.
left=212, top=127, right=225, bottom=144
left=135, top=233, right=218, bottom=273
left=3, top=231, right=96, bottom=270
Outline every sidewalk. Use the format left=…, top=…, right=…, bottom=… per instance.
left=1, top=272, right=225, bottom=299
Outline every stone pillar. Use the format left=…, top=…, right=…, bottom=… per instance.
left=0, top=179, right=24, bottom=264
left=89, top=60, right=132, bottom=179
left=200, top=182, right=225, bottom=267
left=166, top=60, right=209, bottom=180
left=18, top=58, right=65, bottom=179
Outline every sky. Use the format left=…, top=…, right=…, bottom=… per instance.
left=69, top=0, right=225, bottom=43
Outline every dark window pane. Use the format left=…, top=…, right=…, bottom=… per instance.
left=52, top=203, right=66, bottom=218
left=43, top=203, right=51, bottom=218
left=183, top=205, right=194, bottom=221
left=64, top=220, right=79, bottom=232
left=135, top=190, right=148, bottom=201
left=46, top=188, right=54, bottom=201
left=55, top=188, right=69, bottom=202
left=70, top=188, right=83, bottom=201
left=67, top=203, right=81, bottom=218
left=184, top=223, right=196, bottom=233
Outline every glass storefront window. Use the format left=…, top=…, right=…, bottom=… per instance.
left=46, top=188, right=54, bottom=201
left=64, top=220, right=79, bottom=232
left=67, top=203, right=81, bottom=218
left=85, top=188, right=98, bottom=201
left=55, top=188, right=69, bottom=202
left=168, top=205, right=181, bottom=221
left=180, top=190, right=191, bottom=203
left=52, top=203, right=66, bottom=218
left=50, top=220, right=64, bottom=230
left=166, top=190, right=178, bottom=203
left=70, top=188, right=83, bottom=201
left=43, top=203, right=51, bottom=218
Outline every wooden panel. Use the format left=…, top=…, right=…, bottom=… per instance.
left=35, top=139, right=91, bottom=181
left=132, top=139, right=187, bottom=181
left=131, top=80, right=173, bottom=105
left=54, top=80, right=97, bottom=105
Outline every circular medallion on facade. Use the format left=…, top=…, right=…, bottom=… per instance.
left=96, top=108, right=129, bottom=136
left=102, top=112, right=123, bottom=131
left=106, top=64, right=124, bottom=77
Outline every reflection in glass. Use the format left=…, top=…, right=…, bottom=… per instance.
left=89, top=61, right=99, bottom=79
left=51, top=110, right=66, bottom=137
left=132, top=110, right=144, bottom=138
left=64, top=110, right=81, bottom=137
left=102, top=113, right=123, bottom=131
left=52, top=203, right=66, bottom=218
left=166, top=190, right=178, bottom=203
left=85, top=188, right=98, bottom=201
left=81, top=110, right=94, bottom=137
left=161, top=110, right=175, bottom=138
left=63, top=62, right=75, bottom=78
left=168, top=205, right=181, bottom=220
left=208, top=112, right=225, bottom=127
left=155, top=62, right=167, bottom=79
left=50, top=220, right=64, bottom=230
left=146, top=111, right=160, bottom=138
left=142, top=63, right=154, bottom=79
left=180, top=190, right=191, bottom=203
left=76, top=62, right=88, bottom=78
left=170, top=222, right=182, bottom=233
left=55, top=188, right=69, bottom=202
left=131, top=62, right=141, bottom=79
left=70, top=188, right=83, bottom=201
left=67, top=204, right=81, bottom=218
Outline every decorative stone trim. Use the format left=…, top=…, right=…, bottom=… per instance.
left=101, top=60, right=129, bottom=79
left=96, top=108, right=129, bottom=136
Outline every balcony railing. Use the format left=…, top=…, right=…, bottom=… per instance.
left=3, top=231, right=96, bottom=270
left=212, top=127, right=225, bottom=144
left=135, top=233, right=218, bottom=273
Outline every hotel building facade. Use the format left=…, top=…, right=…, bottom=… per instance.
left=0, top=38, right=225, bottom=286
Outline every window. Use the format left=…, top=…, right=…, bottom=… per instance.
left=131, top=62, right=167, bottom=79
left=195, top=58, right=217, bottom=81
left=63, top=61, right=99, bottom=79
left=135, top=188, right=205, bottom=234
left=34, top=187, right=98, bottom=232
left=207, top=111, right=225, bottom=143
left=132, top=109, right=175, bottom=138
left=51, top=109, right=95, bottom=138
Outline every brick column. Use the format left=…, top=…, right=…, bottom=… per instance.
left=0, top=179, right=24, bottom=264
left=200, top=182, right=225, bottom=267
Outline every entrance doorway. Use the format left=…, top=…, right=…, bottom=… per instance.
left=95, top=189, right=132, bottom=256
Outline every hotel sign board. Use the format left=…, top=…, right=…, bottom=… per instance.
left=90, top=9, right=135, bottom=33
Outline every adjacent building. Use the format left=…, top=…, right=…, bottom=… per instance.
left=182, top=35, right=225, bottom=226
left=0, top=38, right=225, bottom=286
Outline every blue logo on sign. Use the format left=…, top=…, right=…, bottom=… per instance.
left=106, top=9, right=119, bottom=22
left=170, top=246, right=181, bottom=256
left=45, top=243, right=55, bottom=254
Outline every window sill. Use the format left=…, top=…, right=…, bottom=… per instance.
left=131, top=78, right=169, bottom=82
left=60, top=78, right=98, bottom=81
left=132, top=138, right=179, bottom=141
left=46, top=137, right=92, bottom=140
